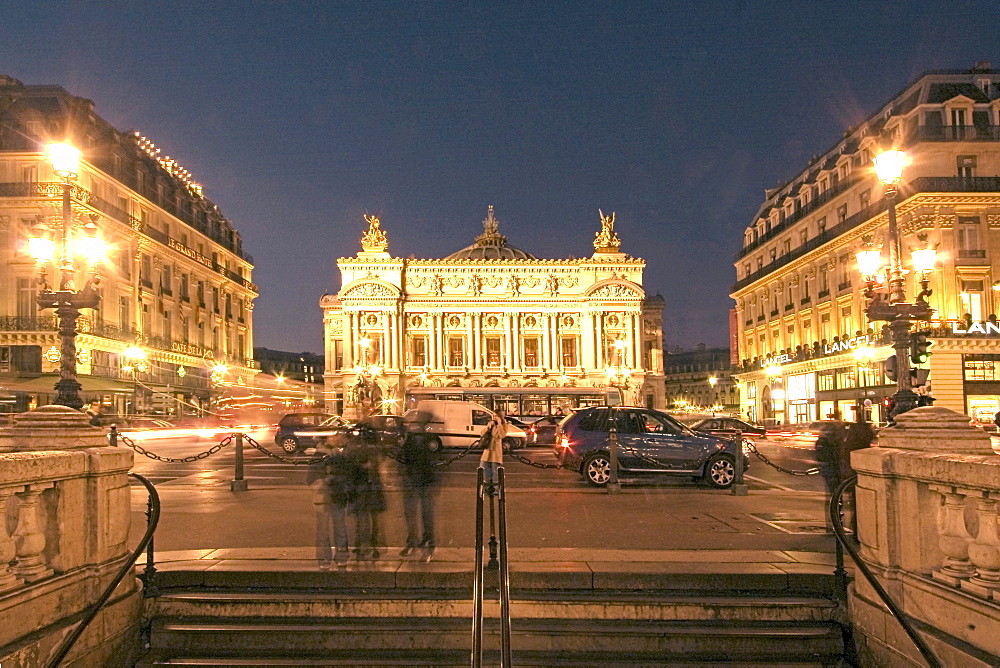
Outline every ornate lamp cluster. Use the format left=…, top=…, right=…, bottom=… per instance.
left=27, top=143, right=107, bottom=410
left=855, top=149, right=938, bottom=419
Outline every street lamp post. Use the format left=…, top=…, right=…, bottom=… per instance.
left=857, top=149, right=937, bottom=421
left=29, top=143, right=105, bottom=411
left=604, top=339, right=631, bottom=495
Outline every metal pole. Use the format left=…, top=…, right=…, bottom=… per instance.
left=109, top=424, right=118, bottom=447
left=497, top=467, right=511, bottom=668
left=471, top=468, right=485, bottom=668
left=731, top=429, right=748, bottom=496
left=231, top=432, right=248, bottom=491
left=607, top=407, right=621, bottom=494
left=142, top=491, right=159, bottom=597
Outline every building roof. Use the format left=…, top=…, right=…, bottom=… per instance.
left=927, top=82, right=991, bottom=103
left=444, top=206, right=537, bottom=260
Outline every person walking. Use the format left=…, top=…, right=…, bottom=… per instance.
left=86, top=400, right=103, bottom=427
left=348, top=424, right=386, bottom=560
left=480, top=408, right=509, bottom=486
left=841, top=413, right=876, bottom=535
left=309, top=436, right=353, bottom=569
left=398, top=411, right=438, bottom=557
left=815, top=411, right=847, bottom=531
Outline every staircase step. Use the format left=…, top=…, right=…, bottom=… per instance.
left=150, top=616, right=843, bottom=658
left=152, top=590, right=837, bottom=623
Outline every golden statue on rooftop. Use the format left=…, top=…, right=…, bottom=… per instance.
left=361, top=214, right=388, bottom=252
left=593, top=209, right=621, bottom=253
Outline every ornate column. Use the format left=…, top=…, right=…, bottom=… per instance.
left=344, top=311, right=355, bottom=368
left=13, top=483, right=55, bottom=582
left=511, top=313, right=521, bottom=371
left=542, top=313, right=552, bottom=371
left=582, top=311, right=595, bottom=371
left=595, top=310, right=605, bottom=369
left=428, top=313, right=439, bottom=371
left=382, top=312, right=391, bottom=368
left=0, top=488, right=21, bottom=592
left=632, top=312, right=643, bottom=369
left=471, top=312, right=481, bottom=370
left=465, top=313, right=474, bottom=370
left=505, top=313, right=514, bottom=370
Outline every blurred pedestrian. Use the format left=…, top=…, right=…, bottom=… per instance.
left=815, top=411, right=847, bottom=531
left=480, top=408, right=509, bottom=486
left=308, top=438, right=351, bottom=569
left=398, top=411, right=438, bottom=556
left=348, top=424, right=386, bottom=560
left=86, top=400, right=103, bottom=427
left=841, top=414, right=876, bottom=535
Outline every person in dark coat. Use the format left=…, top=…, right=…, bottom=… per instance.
left=814, top=411, right=847, bottom=530
left=841, top=414, right=876, bottom=535
left=347, top=424, right=386, bottom=560
left=398, top=411, right=438, bottom=556
left=307, top=436, right=352, bottom=568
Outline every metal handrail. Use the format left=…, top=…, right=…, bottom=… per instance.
left=471, top=467, right=485, bottom=667
left=497, top=467, right=512, bottom=667
left=48, top=472, right=160, bottom=668
left=829, top=476, right=941, bottom=668
left=471, top=466, right=512, bottom=668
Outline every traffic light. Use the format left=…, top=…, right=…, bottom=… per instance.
left=884, top=354, right=897, bottom=382
left=910, top=331, right=932, bottom=365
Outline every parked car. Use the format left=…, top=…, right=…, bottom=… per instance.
left=556, top=406, right=750, bottom=489
left=274, top=413, right=346, bottom=453
left=356, top=414, right=407, bottom=448
left=689, top=417, right=767, bottom=438
left=402, top=400, right=526, bottom=452
left=527, top=414, right=567, bottom=445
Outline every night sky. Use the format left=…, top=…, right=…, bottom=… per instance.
left=5, top=2, right=997, bottom=354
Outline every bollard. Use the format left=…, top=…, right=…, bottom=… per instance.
left=109, top=424, right=118, bottom=447
left=730, top=429, right=748, bottom=496
left=607, top=408, right=621, bottom=495
left=230, top=432, right=249, bottom=492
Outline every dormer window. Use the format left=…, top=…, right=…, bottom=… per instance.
left=819, top=178, right=829, bottom=194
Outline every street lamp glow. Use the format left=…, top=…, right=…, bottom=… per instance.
left=765, top=364, right=781, bottom=377
left=708, top=376, right=718, bottom=387
left=369, top=365, right=382, bottom=376
left=28, top=236, right=55, bottom=263
left=124, top=346, right=147, bottom=361
left=48, top=142, right=81, bottom=179
left=856, top=248, right=882, bottom=279
left=358, top=337, right=371, bottom=349
left=74, top=235, right=107, bottom=263
left=873, top=149, right=905, bottom=186
left=213, top=364, right=228, bottom=374
left=911, top=247, right=937, bottom=274
left=613, top=339, right=627, bottom=350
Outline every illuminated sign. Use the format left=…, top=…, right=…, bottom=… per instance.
left=952, top=321, right=1000, bottom=335
left=823, top=334, right=875, bottom=355
left=760, top=353, right=791, bottom=367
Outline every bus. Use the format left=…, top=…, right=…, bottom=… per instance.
left=403, top=386, right=622, bottom=419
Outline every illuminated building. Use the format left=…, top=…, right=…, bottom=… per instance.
left=321, top=207, right=665, bottom=417
left=664, top=345, right=739, bottom=414
left=0, top=75, right=258, bottom=415
left=731, top=63, right=1000, bottom=424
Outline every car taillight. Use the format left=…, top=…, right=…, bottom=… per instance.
left=530, top=426, right=536, bottom=434
left=559, top=436, right=570, bottom=448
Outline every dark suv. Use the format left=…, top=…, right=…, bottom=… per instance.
left=274, top=413, right=345, bottom=453
left=556, top=407, right=749, bottom=488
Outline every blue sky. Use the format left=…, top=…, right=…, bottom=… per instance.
left=5, top=1, right=998, bottom=352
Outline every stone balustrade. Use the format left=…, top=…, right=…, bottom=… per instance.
left=0, top=405, right=138, bottom=668
left=850, top=406, right=1000, bottom=666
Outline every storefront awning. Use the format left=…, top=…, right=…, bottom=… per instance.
left=0, top=375, right=135, bottom=394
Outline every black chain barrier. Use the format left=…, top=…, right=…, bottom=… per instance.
left=745, top=440, right=819, bottom=476
left=503, top=447, right=564, bottom=469
left=121, top=432, right=234, bottom=463
left=242, top=434, right=325, bottom=465
left=432, top=436, right=482, bottom=467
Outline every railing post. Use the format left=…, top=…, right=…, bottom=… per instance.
left=141, top=491, right=159, bottom=598
left=109, top=424, right=118, bottom=447
left=231, top=432, right=248, bottom=492
left=497, top=467, right=512, bottom=668
left=731, top=430, right=748, bottom=496
left=607, top=408, right=621, bottom=494
left=471, top=468, right=485, bottom=668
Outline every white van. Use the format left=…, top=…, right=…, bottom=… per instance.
left=403, top=400, right=526, bottom=452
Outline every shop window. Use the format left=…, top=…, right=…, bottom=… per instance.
left=964, top=355, right=1000, bottom=381
left=817, top=370, right=835, bottom=391
left=836, top=367, right=857, bottom=389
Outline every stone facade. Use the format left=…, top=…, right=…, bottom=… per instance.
left=731, top=64, right=1000, bottom=426
left=321, top=208, right=665, bottom=416
left=850, top=406, right=1000, bottom=666
left=0, top=406, right=140, bottom=667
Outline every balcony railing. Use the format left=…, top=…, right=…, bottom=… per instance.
left=910, top=125, right=1000, bottom=142
left=817, top=289, right=830, bottom=300
left=732, top=177, right=1000, bottom=293
left=838, top=280, right=852, bottom=291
